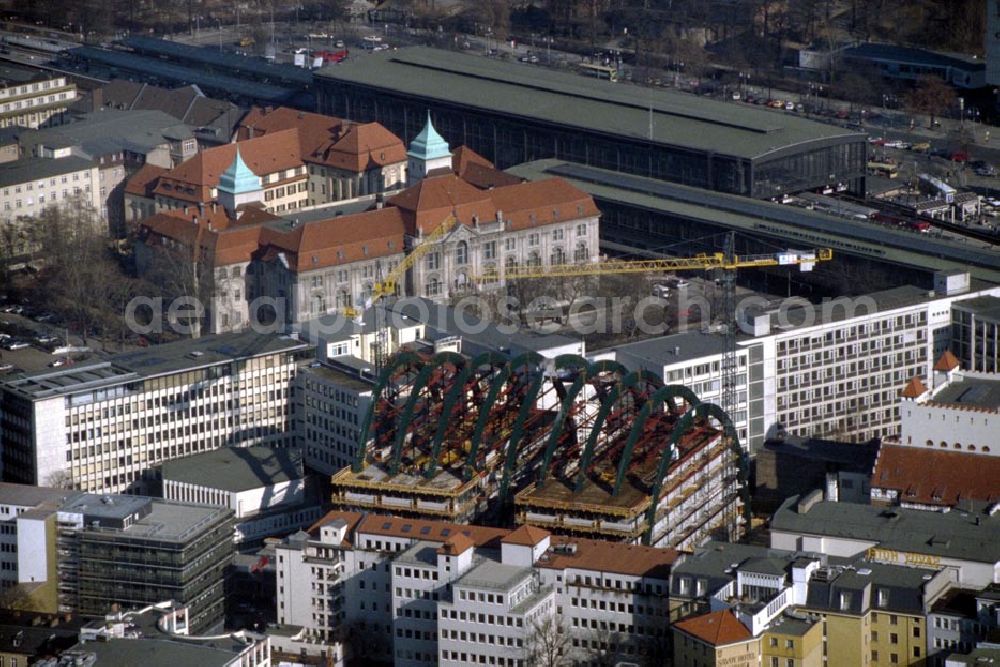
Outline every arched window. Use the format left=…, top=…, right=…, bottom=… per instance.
left=527, top=251, right=541, bottom=267
left=574, top=242, right=588, bottom=261
left=336, top=290, right=351, bottom=309
left=426, top=278, right=441, bottom=297
left=983, top=446, right=991, bottom=453
left=940, top=441, right=948, bottom=448
left=969, top=445, right=977, bottom=451
left=455, top=240, right=468, bottom=265
left=482, top=263, right=498, bottom=283
left=925, top=440, right=934, bottom=447
left=954, top=443, right=962, bottom=449
left=551, top=246, right=566, bottom=265
left=505, top=255, right=518, bottom=269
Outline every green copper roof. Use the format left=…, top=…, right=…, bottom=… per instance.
left=407, top=111, right=451, bottom=161
left=218, top=146, right=261, bottom=194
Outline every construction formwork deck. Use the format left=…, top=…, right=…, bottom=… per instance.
left=331, top=464, right=476, bottom=496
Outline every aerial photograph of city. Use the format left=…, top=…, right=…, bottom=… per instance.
left=0, top=0, right=997, bottom=665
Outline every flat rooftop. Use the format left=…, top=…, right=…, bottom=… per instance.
left=598, top=329, right=726, bottom=367
left=0, top=155, right=95, bottom=187
left=23, top=109, right=193, bottom=153
left=60, top=638, right=243, bottom=667
left=953, top=295, right=1000, bottom=322
left=334, top=462, right=470, bottom=494
left=771, top=496, right=1000, bottom=564
left=1, top=331, right=309, bottom=400
left=455, top=560, right=533, bottom=592
left=318, top=47, right=861, bottom=160
left=61, top=492, right=152, bottom=522
left=299, top=359, right=374, bottom=392
left=81, top=500, right=231, bottom=543
left=506, top=160, right=1000, bottom=284
left=0, top=482, right=82, bottom=508
left=930, top=375, right=1000, bottom=410
left=161, top=446, right=304, bottom=492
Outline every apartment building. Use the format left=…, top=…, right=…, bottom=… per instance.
left=0, top=482, right=233, bottom=631
left=670, top=540, right=952, bottom=667
left=0, top=156, right=100, bottom=222
left=0, top=332, right=309, bottom=493
left=0, top=65, right=77, bottom=129
left=274, top=512, right=677, bottom=666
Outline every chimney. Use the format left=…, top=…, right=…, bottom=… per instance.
left=198, top=202, right=205, bottom=217
left=193, top=216, right=199, bottom=226
left=212, top=202, right=217, bottom=214
left=183, top=206, right=189, bottom=215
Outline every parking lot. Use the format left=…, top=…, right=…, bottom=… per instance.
left=0, top=306, right=100, bottom=376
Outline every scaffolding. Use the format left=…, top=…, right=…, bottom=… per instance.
left=331, top=351, right=748, bottom=548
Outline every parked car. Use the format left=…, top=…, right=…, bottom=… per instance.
left=0, top=363, right=14, bottom=374
left=49, top=358, right=68, bottom=368
left=3, top=340, right=30, bottom=351
left=34, top=312, right=56, bottom=323
left=784, top=101, right=796, bottom=111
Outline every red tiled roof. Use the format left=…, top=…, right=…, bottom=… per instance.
left=387, top=174, right=598, bottom=236
left=538, top=536, right=678, bottom=579
left=452, top=146, right=522, bottom=189
left=675, top=610, right=753, bottom=646
left=125, top=163, right=168, bottom=197
left=236, top=106, right=406, bottom=173
left=308, top=510, right=364, bottom=546
left=901, top=376, right=928, bottom=399
left=934, top=350, right=961, bottom=372
left=139, top=203, right=279, bottom=266
left=255, top=207, right=405, bottom=272
left=437, top=533, right=475, bottom=556
left=354, top=514, right=510, bottom=550
left=153, top=129, right=302, bottom=203
left=871, top=444, right=1000, bottom=507
left=502, top=524, right=551, bottom=546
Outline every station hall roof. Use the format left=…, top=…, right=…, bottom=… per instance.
left=317, top=47, right=862, bottom=160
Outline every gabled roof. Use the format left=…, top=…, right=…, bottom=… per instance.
left=125, top=163, right=168, bottom=197
left=674, top=610, right=752, bottom=646
left=489, top=177, right=600, bottom=232
left=437, top=532, right=475, bottom=555
left=315, top=121, right=407, bottom=172
left=388, top=172, right=495, bottom=235
left=934, top=350, right=961, bottom=372
left=255, top=207, right=405, bottom=272
left=139, top=203, right=279, bottom=266
left=154, top=129, right=302, bottom=203
left=452, top=146, right=522, bottom=189
left=900, top=376, right=928, bottom=399
left=872, top=444, right=1000, bottom=507
left=236, top=106, right=406, bottom=173
left=502, top=524, right=550, bottom=546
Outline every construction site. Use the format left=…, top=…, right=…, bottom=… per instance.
left=329, top=350, right=748, bottom=549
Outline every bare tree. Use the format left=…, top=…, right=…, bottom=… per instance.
left=45, top=469, right=76, bottom=489
left=905, top=74, right=957, bottom=128
left=527, top=617, right=570, bottom=667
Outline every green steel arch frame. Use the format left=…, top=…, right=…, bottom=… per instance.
left=388, top=351, right=466, bottom=475
left=641, top=401, right=747, bottom=546
left=573, top=371, right=644, bottom=492
left=463, top=352, right=544, bottom=482
left=424, top=352, right=509, bottom=479
left=534, top=355, right=592, bottom=488
left=610, top=384, right=702, bottom=497
left=353, top=351, right=424, bottom=472
left=495, top=352, right=547, bottom=504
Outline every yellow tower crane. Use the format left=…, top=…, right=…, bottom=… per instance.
left=343, top=214, right=460, bottom=368
left=471, top=233, right=832, bottom=421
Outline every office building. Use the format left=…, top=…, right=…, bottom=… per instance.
left=160, top=446, right=322, bottom=544
left=770, top=491, right=1000, bottom=588
left=274, top=511, right=676, bottom=666
left=0, top=483, right=233, bottom=631
left=0, top=331, right=308, bottom=492
left=952, top=296, right=1000, bottom=373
